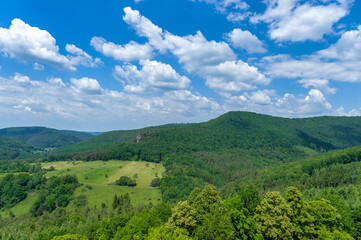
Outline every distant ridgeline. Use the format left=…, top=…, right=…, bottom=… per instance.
left=43, top=111, right=361, bottom=201
left=0, top=127, right=93, bottom=159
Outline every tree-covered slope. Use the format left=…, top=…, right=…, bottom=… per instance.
left=0, top=136, right=35, bottom=160
left=48, top=111, right=361, bottom=202
left=57, top=124, right=188, bottom=153
left=0, top=127, right=93, bottom=149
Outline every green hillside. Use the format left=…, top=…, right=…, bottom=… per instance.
left=0, top=127, right=93, bottom=149
left=48, top=111, right=361, bottom=202
left=57, top=123, right=187, bottom=153
left=3, top=112, right=361, bottom=239
left=0, top=136, right=35, bottom=160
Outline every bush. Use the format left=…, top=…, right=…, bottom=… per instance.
left=150, top=177, right=160, bottom=187
left=115, top=176, right=136, bottom=187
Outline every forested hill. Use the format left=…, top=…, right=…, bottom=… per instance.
left=49, top=111, right=361, bottom=201
left=56, top=123, right=188, bottom=153
left=58, top=111, right=361, bottom=157
left=0, top=126, right=93, bottom=149
left=0, top=136, right=35, bottom=160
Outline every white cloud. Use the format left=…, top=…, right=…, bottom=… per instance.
left=298, top=79, right=337, bottom=94
left=114, top=59, right=191, bottom=93
left=0, top=74, right=220, bottom=130
left=13, top=72, right=31, bottom=83
left=262, top=54, right=361, bottom=83
left=335, top=107, right=361, bottom=116
left=0, top=19, right=101, bottom=71
left=193, top=0, right=249, bottom=12
left=122, top=7, right=268, bottom=94
left=70, top=77, right=103, bottom=94
left=47, top=77, right=65, bottom=87
left=33, top=62, right=44, bottom=71
left=224, top=88, right=332, bottom=117
left=275, top=89, right=332, bottom=116
left=164, top=31, right=236, bottom=72
left=318, top=25, right=361, bottom=60
left=251, top=0, right=351, bottom=42
left=123, top=7, right=165, bottom=51
left=191, top=0, right=250, bottom=22
left=90, top=37, right=153, bottom=61
left=0, top=19, right=74, bottom=70
left=199, top=60, right=269, bottom=92
left=226, top=28, right=266, bottom=53
left=66, top=44, right=102, bottom=68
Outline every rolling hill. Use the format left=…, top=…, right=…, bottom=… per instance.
left=0, top=127, right=94, bottom=149
left=49, top=111, right=361, bottom=201
left=0, top=136, right=35, bottom=160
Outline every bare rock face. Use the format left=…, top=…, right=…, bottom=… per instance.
left=136, top=134, right=145, bottom=143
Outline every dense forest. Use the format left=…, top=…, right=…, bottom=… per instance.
left=2, top=111, right=361, bottom=239
left=45, top=112, right=361, bottom=201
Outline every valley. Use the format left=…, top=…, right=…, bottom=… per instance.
left=1, top=112, right=361, bottom=239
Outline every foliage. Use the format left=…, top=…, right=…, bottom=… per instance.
left=31, top=175, right=80, bottom=216
left=0, top=172, right=45, bottom=209
left=254, top=191, right=294, bottom=240
left=115, top=176, right=136, bottom=187
left=52, top=234, right=88, bottom=240
left=47, top=112, right=361, bottom=203
left=0, top=136, right=35, bottom=160
left=0, top=126, right=93, bottom=149
left=167, top=185, right=234, bottom=239
left=150, top=177, right=160, bottom=187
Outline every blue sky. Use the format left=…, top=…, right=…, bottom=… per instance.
left=0, top=0, right=360, bottom=131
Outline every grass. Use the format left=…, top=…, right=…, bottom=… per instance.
left=0, top=193, right=39, bottom=218
left=41, top=160, right=165, bottom=208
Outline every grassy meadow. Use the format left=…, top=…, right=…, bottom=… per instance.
left=3, top=160, right=164, bottom=217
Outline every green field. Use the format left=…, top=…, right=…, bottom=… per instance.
left=41, top=160, right=165, bottom=208
left=1, top=160, right=164, bottom=217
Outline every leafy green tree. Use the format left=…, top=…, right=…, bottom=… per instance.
left=150, top=177, right=161, bottom=187
left=115, top=176, right=136, bottom=187
left=286, top=187, right=316, bottom=239
left=225, top=186, right=261, bottom=240
left=95, top=215, right=129, bottom=240
left=52, top=234, right=88, bottom=240
left=167, top=185, right=234, bottom=239
left=147, top=226, right=192, bottom=240
left=167, top=201, right=197, bottom=234
left=306, top=199, right=343, bottom=232
left=254, top=191, right=293, bottom=240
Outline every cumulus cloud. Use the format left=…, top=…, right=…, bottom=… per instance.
left=318, top=25, right=361, bottom=60
left=90, top=37, right=153, bottom=61
left=275, top=89, right=332, bottom=116
left=224, top=88, right=333, bottom=117
left=47, top=77, right=65, bottom=87
left=0, top=19, right=101, bottom=71
left=122, top=7, right=268, bottom=94
left=335, top=107, right=361, bottom=116
left=0, top=74, right=220, bottom=130
left=164, top=31, right=236, bottom=72
left=33, top=62, right=44, bottom=71
left=199, top=60, right=269, bottom=92
left=191, top=0, right=250, bottom=22
left=0, top=19, right=75, bottom=70
left=298, top=79, right=337, bottom=94
left=262, top=54, right=361, bottom=83
left=251, top=0, right=351, bottom=42
left=114, top=59, right=191, bottom=93
left=226, top=28, right=266, bottom=53
left=66, top=44, right=102, bottom=68
left=123, top=7, right=165, bottom=51
left=70, top=77, right=103, bottom=94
